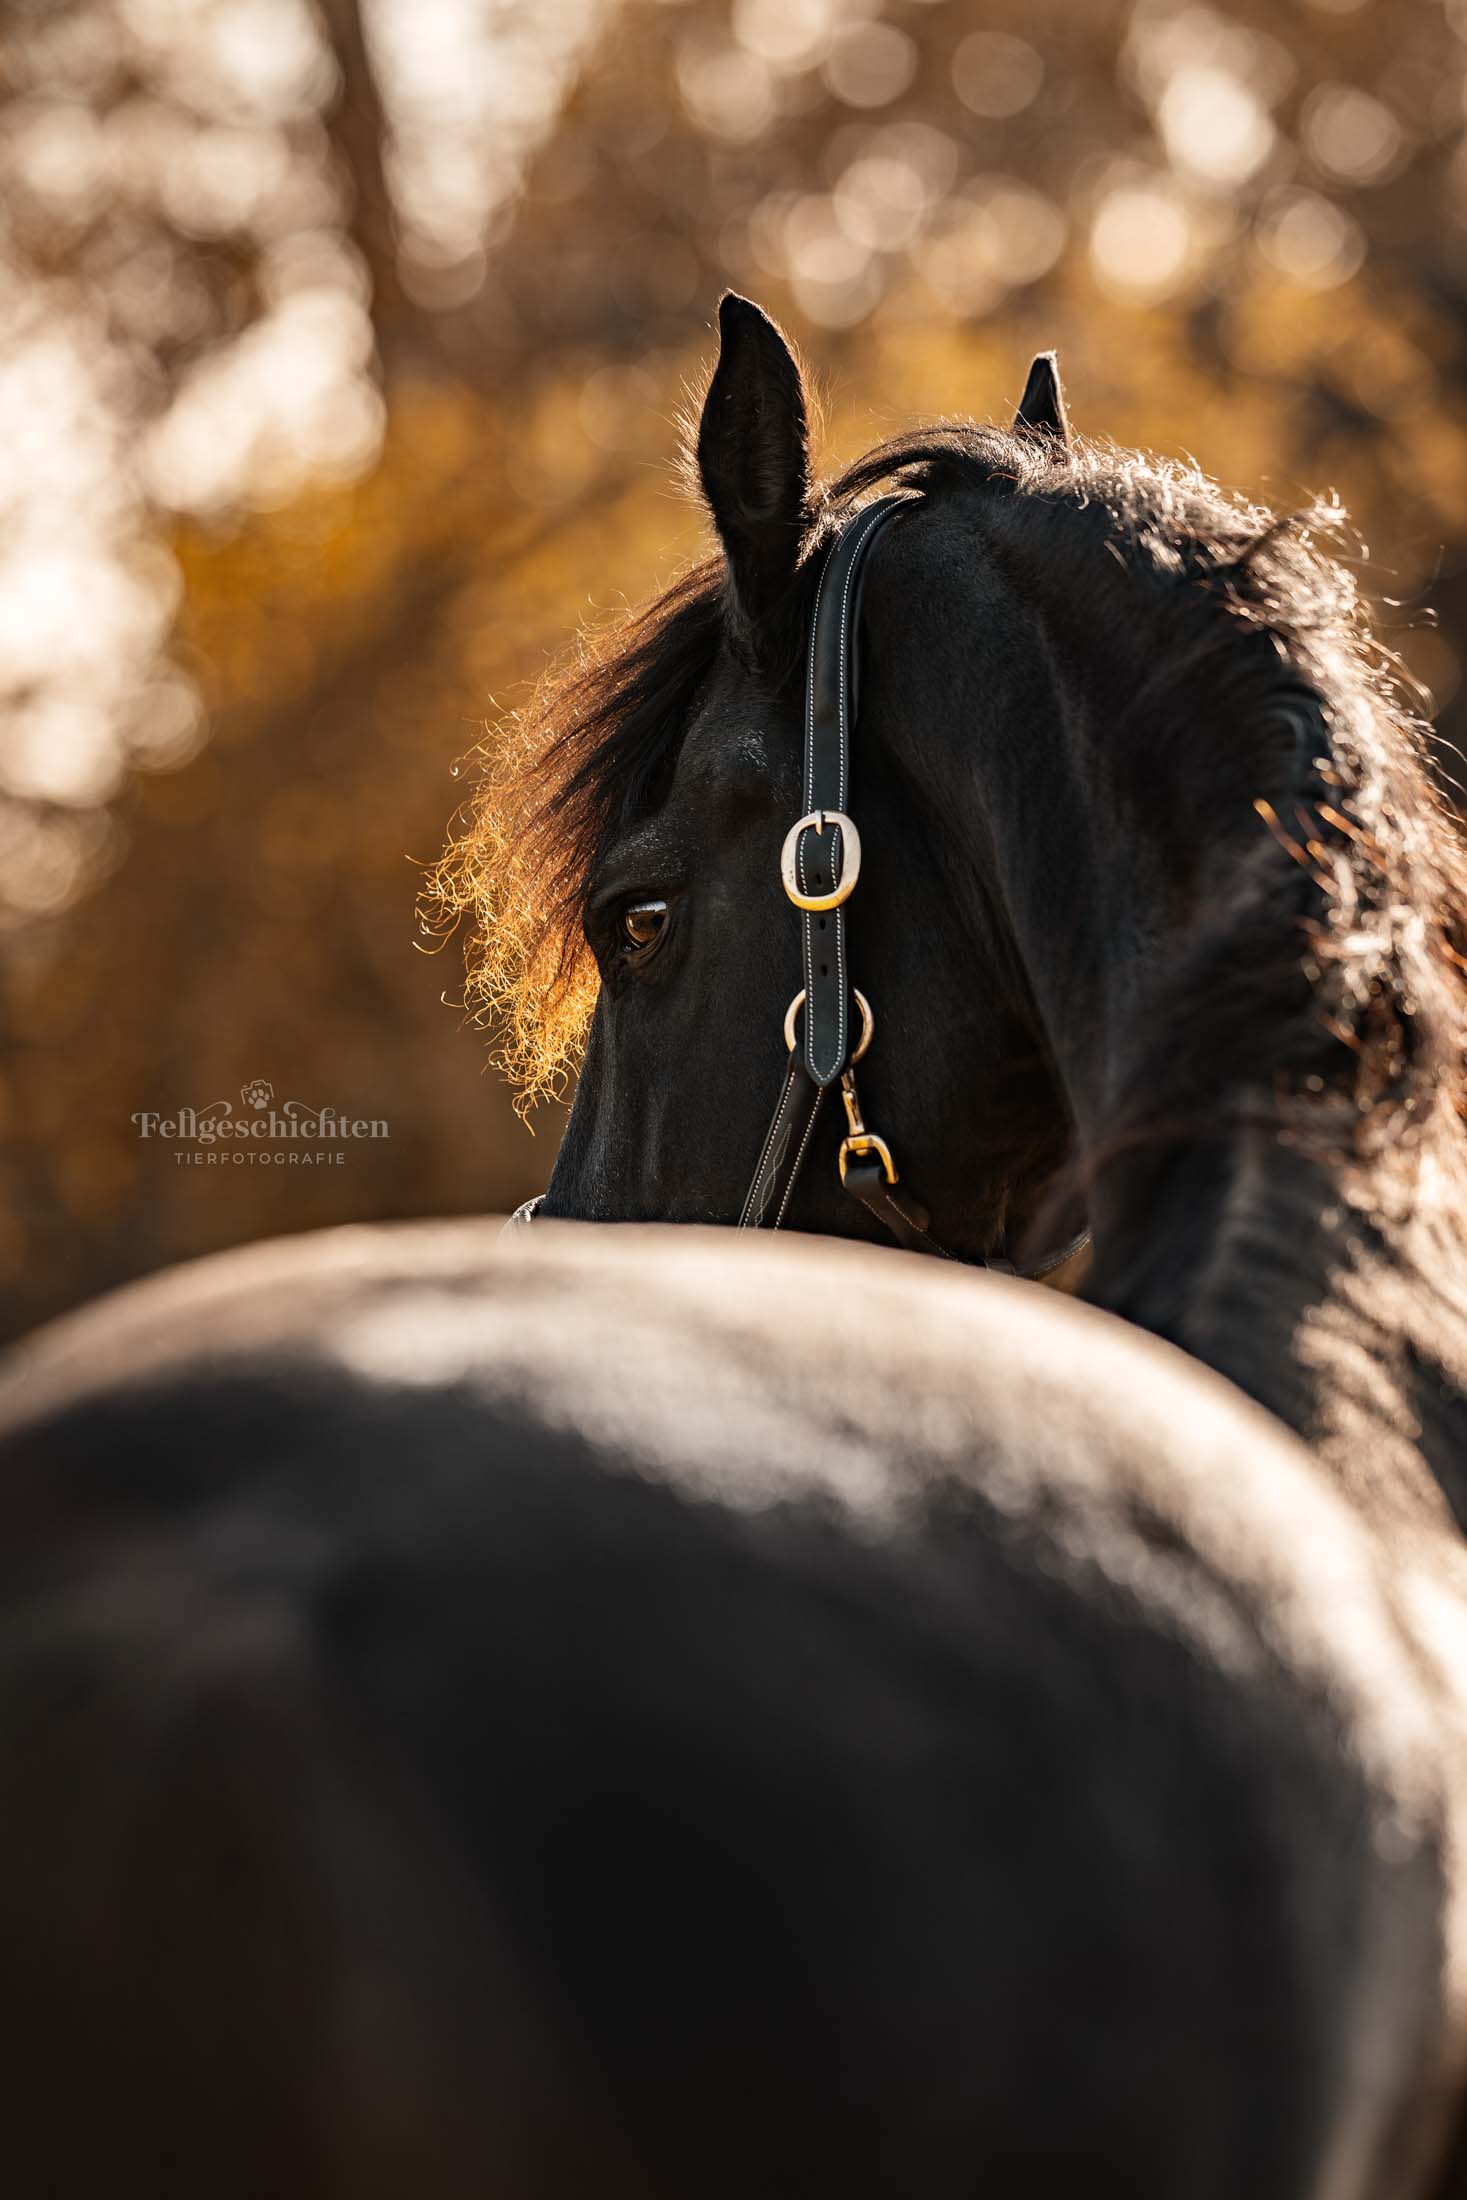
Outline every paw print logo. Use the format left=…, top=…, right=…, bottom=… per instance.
left=241, top=1078, right=274, bottom=1111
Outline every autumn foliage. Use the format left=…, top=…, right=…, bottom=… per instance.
left=4, top=0, right=1467, bottom=1337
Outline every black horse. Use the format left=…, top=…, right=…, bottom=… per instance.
left=5, top=297, right=1467, bottom=2196
left=1, top=1224, right=1456, bottom=2199
left=456, top=297, right=1467, bottom=1524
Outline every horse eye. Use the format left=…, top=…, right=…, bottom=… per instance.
left=621, top=899, right=668, bottom=953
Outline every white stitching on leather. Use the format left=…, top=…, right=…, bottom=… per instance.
left=775, top=1082, right=824, bottom=1226
left=800, top=525, right=827, bottom=1077
left=799, top=499, right=901, bottom=1085
left=835, top=504, right=888, bottom=813
left=798, top=836, right=814, bottom=1074
left=851, top=1174, right=950, bottom=1260
left=740, top=1060, right=801, bottom=1226
left=803, top=501, right=891, bottom=1082
left=803, top=531, right=820, bottom=810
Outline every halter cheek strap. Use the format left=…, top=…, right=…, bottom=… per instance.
left=739, top=498, right=1092, bottom=1289
left=738, top=498, right=906, bottom=1234
left=794, top=495, right=899, bottom=1089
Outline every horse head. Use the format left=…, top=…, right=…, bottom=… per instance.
left=525, top=295, right=1078, bottom=1263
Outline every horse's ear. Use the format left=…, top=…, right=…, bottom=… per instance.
left=696, top=293, right=813, bottom=628
left=1014, top=352, right=1070, bottom=444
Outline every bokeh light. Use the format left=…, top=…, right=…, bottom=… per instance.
left=951, top=33, right=1044, bottom=121
left=5, top=0, right=1467, bottom=1337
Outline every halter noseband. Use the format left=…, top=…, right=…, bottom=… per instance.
left=511, top=497, right=1090, bottom=1289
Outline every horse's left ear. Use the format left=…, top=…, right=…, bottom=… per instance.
left=696, top=293, right=813, bottom=629
left=1014, top=352, right=1070, bottom=444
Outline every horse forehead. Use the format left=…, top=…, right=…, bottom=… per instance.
left=677, top=693, right=794, bottom=804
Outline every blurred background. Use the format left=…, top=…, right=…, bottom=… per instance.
left=3, top=0, right=1465, bottom=1340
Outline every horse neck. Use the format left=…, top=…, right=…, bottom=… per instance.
left=1079, top=1083, right=1467, bottom=1547
left=992, top=741, right=1467, bottom=1548
left=874, top=469, right=1467, bottom=1540
left=938, top=634, right=1467, bottom=1546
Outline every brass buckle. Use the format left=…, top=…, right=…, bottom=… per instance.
left=783, top=986, right=874, bottom=1062
left=780, top=809, right=861, bottom=912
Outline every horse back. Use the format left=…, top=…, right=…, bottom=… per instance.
left=0, top=1221, right=1455, bottom=2199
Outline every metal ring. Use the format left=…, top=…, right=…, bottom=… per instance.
left=783, top=987, right=873, bottom=1063
left=780, top=809, right=861, bottom=912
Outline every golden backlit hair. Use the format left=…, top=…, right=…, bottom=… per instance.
left=420, top=561, right=725, bottom=1111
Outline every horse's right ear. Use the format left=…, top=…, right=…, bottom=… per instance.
left=696, top=294, right=813, bottom=630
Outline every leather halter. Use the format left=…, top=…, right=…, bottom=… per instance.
left=511, top=497, right=1091, bottom=1291
left=736, top=496, right=1090, bottom=1287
